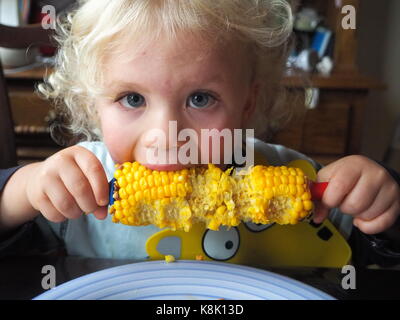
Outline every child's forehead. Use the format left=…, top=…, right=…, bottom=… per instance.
left=98, top=31, right=254, bottom=94
left=106, top=30, right=247, bottom=66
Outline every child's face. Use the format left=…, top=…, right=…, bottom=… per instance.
left=96, top=32, right=257, bottom=170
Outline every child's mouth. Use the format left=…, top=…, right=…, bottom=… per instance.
left=141, top=163, right=194, bottom=171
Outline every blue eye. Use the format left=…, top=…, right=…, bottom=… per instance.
left=119, top=93, right=145, bottom=108
left=187, top=92, right=215, bottom=109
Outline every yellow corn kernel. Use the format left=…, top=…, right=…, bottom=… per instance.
left=161, top=174, right=169, bottom=186
left=121, top=199, right=129, bottom=209
left=296, top=185, right=305, bottom=197
left=302, top=192, right=312, bottom=200
left=165, top=255, right=175, bottom=263
left=151, top=187, right=158, bottom=200
left=264, top=188, right=274, bottom=199
left=126, top=172, right=134, bottom=183
left=114, top=169, right=123, bottom=179
left=113, top=201, right=121, bottom=210
left=154, top=175, right=161, bottom=187
left=135, top=190, right=143, bottom=201
left=139, top=177, right=148, bottom=190
left=128, top=195, right=136, bottom=206
left=122, top=162, right=132, bottom=170
left=170, top=183, right=177, bottom=197
left=296, top=175, right=305, bottom=185
left=117, top=177, right=127, bottom=188
left=119, top=188, right=128, bottom=199
left=177, top=183, right=186, bottom=197
left=143, top=169, right=151, bottom=177
left=133, top=170, right=142, bottom=180
left=289, top=184, right=297, bottom=196
left=254, top=177, right=265, bottom=189
left=303, top=200, right=313, bottom=211
left=294, top=200, right=303, bottom=212
left=126, top=183, right=134, bottom=195
left=280, top=175, right=288, bottom=185
left=122, top=167, right=130, bottom=176
left=266, top=176, right=274, bottom=188
left=164, top=185, right=171, bottom=197
left=215, top=205, right=227, bottom=216
left=147, top=175, right=154, bottom=187
left=157, top=186, right=165, bottom=198
left=132, top=162, right=139, bottom=170
left=114, top=210, right=123, bottom=220
left=143, top=189, right=151, bottom=201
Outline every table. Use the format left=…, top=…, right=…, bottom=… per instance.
left=1, top=255, right=399, bottom=300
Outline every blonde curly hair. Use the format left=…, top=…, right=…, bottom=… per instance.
left=38, top=0, right=296, bottom=145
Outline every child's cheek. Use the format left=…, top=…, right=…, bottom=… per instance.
left=100, top=114, right=134, bottom=164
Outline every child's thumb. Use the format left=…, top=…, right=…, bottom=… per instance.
left=312, top=201, right=330, bottom=224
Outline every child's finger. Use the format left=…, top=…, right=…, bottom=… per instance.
left=93, top=206, right=108, bottom=220
left=73, top=147, right=109, bottom=206
left=38, top=193, right=67, bottom=223
left=44, top=177, right=83, bottom=219
left=312, top=201, right=330, bottom=224
left=318, top=165, right=361, bottom=209
left=59, top=162, right=99, bottom=215
left=353, top=183, right=394, bottom=222
left=339, top=174, right=380, bottom=215
left=354, top=201, right=399, bottom=234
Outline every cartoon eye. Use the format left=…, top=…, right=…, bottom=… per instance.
left=244, top=222, right=275, bottom=232
left=202, top=226, right=240, bottom=261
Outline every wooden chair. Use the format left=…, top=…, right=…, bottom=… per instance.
left=0, top=23, right=54, bottom=168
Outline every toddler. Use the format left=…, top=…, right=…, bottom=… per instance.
left=0, top=0, right=399, bottom=266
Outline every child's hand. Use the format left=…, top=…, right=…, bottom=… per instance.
left=313, top=155, right=400, bottom=235
left=26, top=146, right=109, bottom=222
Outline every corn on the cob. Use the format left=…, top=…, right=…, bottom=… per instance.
left=109, top=162, right=313, bottom=231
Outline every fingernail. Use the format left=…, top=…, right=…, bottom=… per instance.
left=99, top=199, right=109, bottom=206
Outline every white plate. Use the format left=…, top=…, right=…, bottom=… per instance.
left=34, top=260, right=334, bottom=300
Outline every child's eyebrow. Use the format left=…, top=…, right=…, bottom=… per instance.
left=108, top=80, right=147, bottom=92
left=107, top=75, right=225, bottom=93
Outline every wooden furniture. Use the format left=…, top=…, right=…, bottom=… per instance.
left=0, top=60, right=17, bottom=168
left=5, top=66, right=60, bottom=165
left=271, top=0, right=385, bottom=165
left=0, top=23, right=55, bottom=168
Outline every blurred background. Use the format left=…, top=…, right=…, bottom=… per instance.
left=0, top=0, right=399, bottom=172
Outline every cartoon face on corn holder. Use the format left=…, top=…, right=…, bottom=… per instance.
left=144, top=159, right=351, bottom=268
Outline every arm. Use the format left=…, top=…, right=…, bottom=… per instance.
left=0, top=166, right=62, bottom=257
left=0, top=164, right=41, bottom=232
left=0, top=146, right=109, bottom=234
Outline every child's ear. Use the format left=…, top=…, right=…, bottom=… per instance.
left=241, top=82, right=259, bottom=126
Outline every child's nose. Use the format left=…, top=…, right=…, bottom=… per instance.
left=143, top=108, right=189, bottom=150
